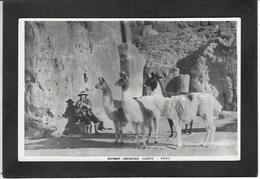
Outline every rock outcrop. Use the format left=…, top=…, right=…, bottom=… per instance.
left=25, top=21, right=124, bottom=138
left=131, top=21, right=237, bottom=110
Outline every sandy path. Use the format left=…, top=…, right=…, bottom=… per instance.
left=25, top=112, right=238, bottom=157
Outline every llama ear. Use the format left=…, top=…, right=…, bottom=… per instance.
left=120, top=71, right=126, bottom=77
left=98, top=77, right=102, bottom=82
left=101, top=77, right=105, bottom=82
left=119, top=71, right=128, bottom=79
left=147, top=71, right=152, bottom=78
left=122, top=71, right=128, bottom=79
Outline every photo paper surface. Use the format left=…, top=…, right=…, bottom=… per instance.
left=18, top=18, right=241, bottom=161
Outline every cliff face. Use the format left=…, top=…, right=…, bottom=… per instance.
left=25, top=21, right=124, bottom=138
left=25, top=20, right=237, bottom=138
left=131, top=21, right=237, bottom=110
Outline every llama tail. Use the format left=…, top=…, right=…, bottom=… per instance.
left=214, top=98, right=222, bottom=112
left=213, top=97, right=222, bottom=117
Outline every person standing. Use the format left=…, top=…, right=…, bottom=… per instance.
left=62, top=99, right=79, bottom=135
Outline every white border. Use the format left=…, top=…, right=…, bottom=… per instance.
left=19, top=18, right=240, bottom=22
left=18, top=18, right=241, bottom=162
left=0, top=1, right=3, bottom=176
left=258, top=0, right=260, bottom=176
left=18, top=19, right=25, bottom=162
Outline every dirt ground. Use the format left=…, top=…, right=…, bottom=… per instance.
left=25, top=111, right=238, bottom=158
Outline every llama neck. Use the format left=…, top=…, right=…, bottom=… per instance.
left=119, top=80, right=131, bottom=100
left=121, top=87, right=134, bottom=106
left=121, top=88, right=131, bottom=99
left=102, top=84, right=113, bottom=106
left=151, top=81, right=164, bottom=97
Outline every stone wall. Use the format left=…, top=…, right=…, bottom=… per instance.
left=25, top=21, right=124, bottom=138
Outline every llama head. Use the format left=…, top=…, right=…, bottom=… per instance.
left=95, top=77, right=107, bottom=90
left=144, top=72, right=162, bottom=91
left=115, top=71, right=129, bottom=90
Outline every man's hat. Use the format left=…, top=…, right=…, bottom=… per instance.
left=78, top=90, right=89, bottom=96
left=66, top=99, right=74, bottom=104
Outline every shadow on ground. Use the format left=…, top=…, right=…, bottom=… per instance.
left=188, top=119, right=237, bottom=133
left=25, top=133, right=138, bottom=150
left=25, top=118, right=237, bottom=151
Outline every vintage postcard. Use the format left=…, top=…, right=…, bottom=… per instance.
left=18, top=18, right=241, bottom=161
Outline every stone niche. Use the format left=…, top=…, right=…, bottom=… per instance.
left=118, top=43, right=146, bottom=97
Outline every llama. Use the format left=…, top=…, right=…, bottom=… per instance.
left=164, top=93, right=222, bottom=148
left=141, top=72, right=222, bottom=148
left=115, top=71, right=154, bottom=148
left=134, top=94, right=167, bottom=143
left=138, top=91, right=222, bottom=148
left=144, top=72, right=193, bottom=136
left=95, top=77, right=128, bottom=143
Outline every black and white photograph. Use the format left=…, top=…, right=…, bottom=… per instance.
left=18, top=18, right=240, bottom=161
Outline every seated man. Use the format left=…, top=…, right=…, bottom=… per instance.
left=75, top=90, right=104, bottom=134
left=79, top=106, right=93, bottom=135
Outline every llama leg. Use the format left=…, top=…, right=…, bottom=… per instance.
left=207, top=117, right=216, bottom=146
left=119, top=122, right=123, bottom=144
left=90, top=124, right=92, bottom=134
left=189, top=120, right=193, bottom=135
left=175, top=120, right=182, bottom=148
left=140, top=123, right=147, bottom=148
left=133, top=123, right=140, bottom=148
left=168, top=119, right=174, bottom=137
left=154, top=116, right=159, bottom=143
left=202, top=126, right=209, bottom=147
left=146, top=123, right=152, bottom=144
left=85, top=125, right=88, bottom=134
left=94, top=123, right=100, bottom=134
left=202, top=127, right=210, bottom=147
left=83, top=125, right=86, bottom=134
left=87, top=125, right=90, bottom=135
left=202, top=115, right=211, bottom=147
left=88, top=125, right=91, bottom=134
left=113, top=121, right=119, bottom=143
